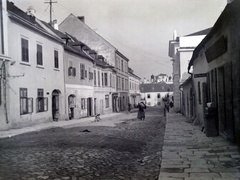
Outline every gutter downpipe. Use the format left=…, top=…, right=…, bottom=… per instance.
left=1, top=59, right=8, bottom=124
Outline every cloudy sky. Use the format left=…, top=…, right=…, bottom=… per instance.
left=11, top=0, right=226, bottom=79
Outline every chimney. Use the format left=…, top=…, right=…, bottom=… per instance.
left=227, top=0, right=233, bottom=3
left=78, top=16, right=85, bottom=23
left=173, top=30, right=177, bottom=40
left=53, top=19, right=58, bottom=30
left=26, top=6, right=36, bottom=16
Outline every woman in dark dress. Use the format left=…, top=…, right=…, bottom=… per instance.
left=137, top=102, right=147, bottom=120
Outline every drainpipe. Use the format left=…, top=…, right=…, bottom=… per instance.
left=1, top=59, right=8, bottom=124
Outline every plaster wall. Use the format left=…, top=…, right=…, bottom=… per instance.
left=7, top=19, right=65, bottom=128
left=59, top=15, right=116, bottom=66
left=192, top=52, right=208, bottom=125
left=180, top=35, right=206, bottom=48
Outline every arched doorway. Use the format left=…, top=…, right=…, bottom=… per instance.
left=52, top=89, right=61, bottom=121
left=68, top=94, right=76, bottom=120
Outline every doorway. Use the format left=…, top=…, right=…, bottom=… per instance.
left=87, top=98, right=92, bottom=117
left=217, top=63, right=235, bottom=141
left=68, top=94, right=76, bottom=120
left=52, top=89, right=61, bottom=121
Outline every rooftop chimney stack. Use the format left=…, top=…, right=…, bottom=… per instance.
left=26, top=6, right=36, bottom=16
left=53, top=19, right=58, bottom=30
left=78, top=16, right=85, bottom=23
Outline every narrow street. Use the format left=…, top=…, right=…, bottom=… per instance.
left=0, top=107, right=166, bottom=180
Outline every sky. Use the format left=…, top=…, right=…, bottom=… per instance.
left=11, top=0, right=226, bottom=80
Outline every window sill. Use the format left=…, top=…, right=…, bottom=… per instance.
left=36, top=65, right=44, bottom=69
left=54, top=68, right=60, bottom=71
left=20, top=62, right=31, bottom=66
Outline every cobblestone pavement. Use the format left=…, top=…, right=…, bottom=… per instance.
left=159, top=112, right=240, bottom=180
left=0, top=107, right=166, bottom=180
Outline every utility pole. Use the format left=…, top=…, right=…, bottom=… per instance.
left=44, top=0, right=57, bottom=26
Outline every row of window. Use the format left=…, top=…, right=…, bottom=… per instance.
left=20, top=88, right=48, bottom=115
left=70, top=95, right=110, bottom=110
left=68, top=62, right=93, bottom=80
left=147, top=94, right=161, bottom=99
left=21, top=38, right=59, bottom=69
left=117, top=76, right=128, bottom=91
left=93, top=70, right=116, bottom=88
left=129, top=81, right=139, bottom=90
left=116, top=55, right=128, bottom=73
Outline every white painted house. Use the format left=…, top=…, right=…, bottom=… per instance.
left=168, top=29, right=210, bottom=112
left=128, top=67, right=141, bottom=107
left=5, top=1, right=66, bottom=129
left=140, top=82, right=173, bottom=107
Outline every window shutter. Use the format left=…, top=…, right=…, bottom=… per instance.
left=28, top=98, right=33, bottom=113
left=68, top=67, right=71, bottom=76
left=36, top=98, right=39, bottom=112
left=44, top=97, right=48, bottom=111
left=73, top=68, right=76, bottom=76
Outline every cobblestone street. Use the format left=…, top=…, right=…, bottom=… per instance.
left=0, top=107, right=165, bottom=180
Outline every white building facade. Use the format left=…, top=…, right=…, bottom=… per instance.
left=5, top=2, right=66, bottom=129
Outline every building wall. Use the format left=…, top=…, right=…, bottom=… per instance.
left=192, top=51, right=208, bottom=125
left=7, top=18, right=65, bottom=128
left=170, top=34, right=206, bottom=113
left=182, top=81, right=193, bottom=119
left=141, top=92, right=173, bottom=107
left=172, top=52, right=181, bottom=112
left=189, top=0, right=240, bottom=144
left=179, top=51, right=192, bottom=82
left=179, top=35, right=206, bottom=47
left=59, top=14, right=116, bottom=66
left=66, top=84, right=94, bottom=118
left=205, top=24, right=235, bottom=141
left=64, top=51, right=94, bottom=119
left=129, top=74, right=140, bottom=106
left=94, top=66, right=116, bottom=115
left=115, top=53, right=129, bottom=111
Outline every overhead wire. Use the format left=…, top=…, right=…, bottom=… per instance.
left=44, top=1, right=172, bottom=68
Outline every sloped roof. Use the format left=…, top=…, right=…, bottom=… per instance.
left=185, top=28, right=212, bottom=37
left=7, top=1, right=43, bottom=29
left=129, top=71, right=141, bottom=80
left=64, top=45, right=94, bottom=61
left=8, top=1, right=63, bottom=43
left=157, top=73, right=168, bottom=77
left=140, top=82, right=173, bottom=93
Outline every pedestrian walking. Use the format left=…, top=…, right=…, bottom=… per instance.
left=137, top=102, right=147, bottom=120
left=128, top=103, right=131, bottom=113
